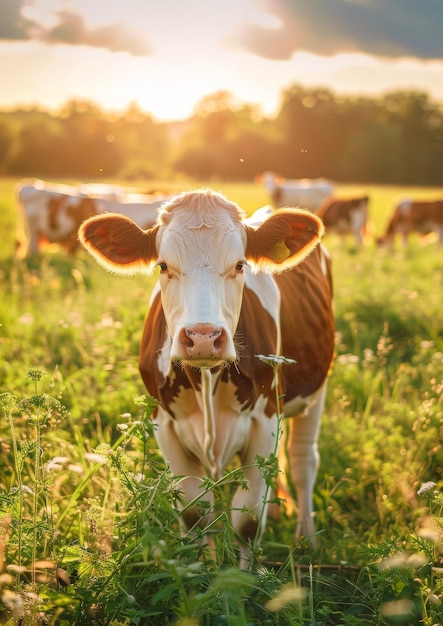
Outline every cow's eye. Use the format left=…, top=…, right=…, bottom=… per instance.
left=158, top=262, right=168, bottom=273
left=235, top=262, right=245, bottom=273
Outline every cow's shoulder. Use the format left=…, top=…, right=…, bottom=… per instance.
left=227, top=281, right=279, bottom=413
left=276, top=246, right=334, bottom=401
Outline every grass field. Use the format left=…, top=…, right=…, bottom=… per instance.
left=0, top=177, right=442, bottom=625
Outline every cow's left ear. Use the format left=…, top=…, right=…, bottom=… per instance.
left=245, top=209, right=324, bottom=274
left=78, top=213, right=159, bottom=275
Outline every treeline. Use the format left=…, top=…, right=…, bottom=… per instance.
left=0, top=86, right=442, bottom=184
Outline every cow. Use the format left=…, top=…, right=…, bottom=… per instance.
left=15, top=179, right=88, bottom=257
left=14, top=179, right=173, bottom=257
left=256, top=171, right=335, bottom=211
left=377, top=198, right=443, bottom=249
left=315, top=196, right=369, bottom=246
left=92, top=194, right=176, bottom=230
left=78, top=189, right=335, bottom=567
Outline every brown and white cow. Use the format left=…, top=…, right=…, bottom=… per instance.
left=14, top=179, right=173, bottom=257
left=15, top=180, right=90, bottom=257
left=316, top=196, right=369, bottom=246
left=92, top=194, right=176, bottom=230
left=377, top=198, right=443, bottom=248
left=256, top=171, right=335, bottom=211
left=79, top=190, right=335, bottom=566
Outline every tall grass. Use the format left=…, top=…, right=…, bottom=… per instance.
left=0, top=177, right=442, bottom=624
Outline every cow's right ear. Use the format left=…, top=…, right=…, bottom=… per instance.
left=78, top=214, right=159, bottom=275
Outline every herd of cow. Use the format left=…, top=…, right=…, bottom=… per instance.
left=255, top=170, right=443, bottom=248
left=14, top=173, right=443, bottom=259
left=13, top=175, right=443, bottom=568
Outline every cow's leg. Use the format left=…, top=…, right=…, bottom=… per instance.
left=286, top=381, right=327, bottom=544
left=231, top=414, right=278, bottom=568
left=153, top=415, right=214, bottom=534
left=354, top=229, right=363, bottom=246
left=400, top=227, right=408, bottom=247
left=28, top=218, right=40, bottom=254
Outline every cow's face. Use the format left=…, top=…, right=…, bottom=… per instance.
left=154, top=197, right=247, bottom=367
left=78, top=189, right=324, bottom=370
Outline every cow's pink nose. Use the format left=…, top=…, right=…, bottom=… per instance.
left=179, top=324, right=228, bottom=361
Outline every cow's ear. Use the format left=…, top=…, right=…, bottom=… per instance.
left=78, top=214, right=159, bottom=275
left=245, top=209, right=324, bottom=274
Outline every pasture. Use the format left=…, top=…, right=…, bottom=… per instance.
left=0, top=177, right=442, bottom=625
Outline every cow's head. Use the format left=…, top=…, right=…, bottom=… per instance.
left=78, top=189, right=324, bottom=369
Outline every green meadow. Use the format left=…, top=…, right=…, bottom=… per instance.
left=0, top=177, right=442, bottom=625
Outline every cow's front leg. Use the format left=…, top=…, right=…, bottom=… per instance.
left=231, top=414, right=278, bottom=568
left=153, top=413, right=214, bottom=533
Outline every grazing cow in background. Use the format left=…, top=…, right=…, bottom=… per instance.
left=14, top=179, right=174, bottom=257
left=79, top=189, right=335, bottom=567
left=377, top=198, right=443, bottom=249
left=15, top=179, right=86, bottom=257
left=316, top=195, right=369, bottom=246
left=78, top=182, right=126, bottom=201
left=256, top=171, right=335, bottom=211
left=92, top=193, right=176, bottom=230
left=47, top=195, right=100, bottom=254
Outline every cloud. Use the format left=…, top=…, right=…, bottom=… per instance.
left=38, top=9, right=152, bottom=56
left=228, top=0, right=443, bottom=61
left=0, top=0, right=33, bottom=40
left=0, top=0, right=152, bottom=56
left=2, top=0, right=442, bottom=62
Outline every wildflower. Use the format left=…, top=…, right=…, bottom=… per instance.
left=18, top=312, right=34, bottom=325
left=266, top=584, right=307, bottom=611
left=380, top=599, right=415, bottom=618
left=256, top=354, right=297, bottom=370
left=417, top=481, right=437, bottom=496
left=0, top=393, right=17, bottom=414
left=46, top=456, right=69, bottom=472
left=1, top=589, right=24, bottom=619
left=84, top=452, right=107, bottom=464
left=45, top=461, right=63, bottom=472
left=25, top=368, right=46, bottom=382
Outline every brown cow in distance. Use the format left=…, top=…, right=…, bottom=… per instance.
left=316, top=196, right=369, bottom=246
left=377, top=198, right=443, bottom=248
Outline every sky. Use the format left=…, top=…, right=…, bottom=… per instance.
left=1, top=0, right=443, bottom=122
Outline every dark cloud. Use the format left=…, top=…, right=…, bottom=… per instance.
left=228, top=0, right=443, bottom=61
left=39, top=9, right=152, bottom=56
left=0, top=0, right=33, bottom=40
left=0, top=0, right=151, bottom=56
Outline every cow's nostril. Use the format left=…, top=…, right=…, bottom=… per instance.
left=181, top=328, right=194, bottom=349
left=213, top=329, right=225, bottom=352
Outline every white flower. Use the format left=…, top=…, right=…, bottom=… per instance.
left=256, top=354, right=297, bottom=369
left=84, top=453, right=107, bottom=464
left=417, top=481, right=437, bottom=496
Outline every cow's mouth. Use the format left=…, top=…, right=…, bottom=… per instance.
left=173, top=355, right=233, bottom=370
